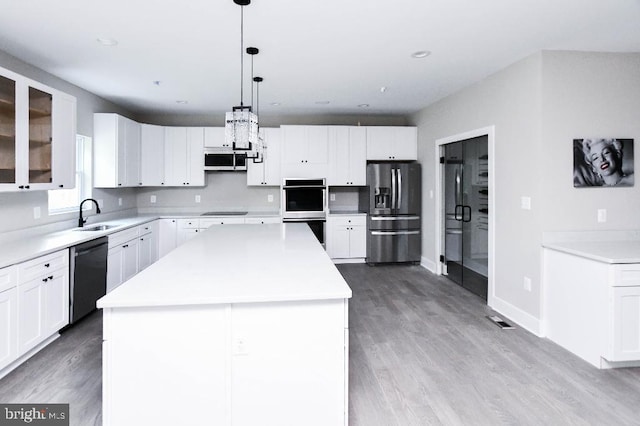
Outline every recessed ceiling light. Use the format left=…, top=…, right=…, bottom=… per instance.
left=411, top=50, right=431, bottom=59
left=358, top=104, right=370, bottom=108
left=175, top=100, right=188, bottom=104
left=315, top=101, right=330, bottom=105
left=380, top=86, right=387, bottom=93
left=96, top=37, right=118, bottom=46
left=270, top=102, right=281, bottom=106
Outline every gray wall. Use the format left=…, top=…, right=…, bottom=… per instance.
left=410, top=50, right=640, bottom=330
left=0, top=50, right=138, bottom=233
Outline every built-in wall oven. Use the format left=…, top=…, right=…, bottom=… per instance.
left=282, top=178, right=327, bottom=246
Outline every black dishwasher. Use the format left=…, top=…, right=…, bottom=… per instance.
left=69, top=236, right=108, bottom=325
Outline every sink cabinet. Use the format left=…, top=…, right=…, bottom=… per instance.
left=0, top=65, right=76, bottom=192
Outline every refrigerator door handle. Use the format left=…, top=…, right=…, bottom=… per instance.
left=371, top=230, right=421, bottom=236
left=397, top=168, right=402, bottom=211
left=391, top=168, right=397, bottom=210
left=371, top=216, right=420, bottom=221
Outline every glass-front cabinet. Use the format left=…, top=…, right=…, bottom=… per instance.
left=0, top=75, right=16, bottom=185
left=0, top=66, right=76, bottom=192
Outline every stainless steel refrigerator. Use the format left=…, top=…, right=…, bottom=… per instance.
left=363, top=162, right=421, bottom=264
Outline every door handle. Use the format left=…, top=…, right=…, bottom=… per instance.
left=463, top=205, right=472, bottom=222
left=454, top=204, right=463, bottom=221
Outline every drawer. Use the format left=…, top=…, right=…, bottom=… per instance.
left=0, top=265, right=17, bottom=293
left=18, top=249, right=69, bottom=282
left=177, top=218, right=200, bottom=229
left=200, top=218, right=245, bottom=228
left=245, top=217, right=281, bottom=224
left=138, top=221, right=155, bottom=236
left=612, top=264, right=640, bottom=287
left=329, top=215, right=366, bottom=227
left=109, top=227, right=140, bottom=248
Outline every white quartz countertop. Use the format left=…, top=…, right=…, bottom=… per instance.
left=0, top=212, right=282, bottom=269
left=98, top=223, right=352, bottom=308
left=543, top=240, right=640, bottom=264
left=0, top=216, right=157, bottom=269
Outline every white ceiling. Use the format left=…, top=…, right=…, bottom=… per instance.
left=1, top=0, right=639, bottom=118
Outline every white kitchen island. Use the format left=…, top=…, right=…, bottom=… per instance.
left=97, top=223, right=352, bottom=426
left=543, top=233, right=640, bottom=369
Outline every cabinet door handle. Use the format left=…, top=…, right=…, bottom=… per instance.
left=44, top=263, right=50, bottom=268
left=123, top=244, right=128, bottom=248
left=49, top=275, right=54, bottom=280
left=42, top=277, right=48, bottom=282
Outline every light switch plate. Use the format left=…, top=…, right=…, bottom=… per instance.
left=520, top=196, right=531, bottom=210
left=33, top=206, right=41, bottom=219
left=267, top=194, right=274, bottom=203
left=195, top=195, right=201, bottom=203
left=118, top=197, right=122, bottom=206
left=330, top=193, right=336, bottom=202
left=150, top=195, right=156, bottom=204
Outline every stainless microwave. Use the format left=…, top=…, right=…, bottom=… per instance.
left=204, top=149, right=247, bottom=171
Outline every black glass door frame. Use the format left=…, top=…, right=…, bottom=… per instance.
left=441, top=135, right=489, bottom=301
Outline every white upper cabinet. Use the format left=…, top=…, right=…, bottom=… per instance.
left=203, top=127, right=228, bottom=148
left=366, top=126, right=417, bottom=161
left=281, top=125, right=329, bottom=178
left=94, top=113, right=141, bottom=188
left=164, top=127, right=204, bottom=187
left=328, top=126, right=366, bottom=186
left=0, top=66, right=76, bottom=192
left=140, top=124, right=165, bottom=186
left=247, top=128, right=281, bottom=186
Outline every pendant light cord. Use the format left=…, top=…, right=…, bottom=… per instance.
left=240, top=5, right=244, bottom=107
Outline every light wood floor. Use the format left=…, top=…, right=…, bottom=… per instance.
left=1, top=264, right=640, bottom=425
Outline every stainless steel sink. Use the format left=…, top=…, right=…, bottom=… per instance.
left=76, top=224, right=117, bottom=232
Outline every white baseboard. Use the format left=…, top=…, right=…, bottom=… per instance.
left=420, top=256, right=437, bottom=273
left=489, top=296, right=542, bottom=336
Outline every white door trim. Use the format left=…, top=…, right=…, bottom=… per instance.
left=435, top=125, right=495, bottom=306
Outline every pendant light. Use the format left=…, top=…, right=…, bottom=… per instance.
left=225, top=0, right=258, bottom=151
left=245, top=46, right=262, bottom=161
left=252, top=76, right=265, bottom=163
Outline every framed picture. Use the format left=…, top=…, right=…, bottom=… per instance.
left=573, top=138, right=634, bottom=187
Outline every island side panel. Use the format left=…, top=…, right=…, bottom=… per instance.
left=542, top=248, right=608, bottom=368
left=230, top=299, right=347, bottom=426
left=102, top=305, right=230, bottom=426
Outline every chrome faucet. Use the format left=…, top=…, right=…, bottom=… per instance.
left=78, top=198, right=101, bottom=227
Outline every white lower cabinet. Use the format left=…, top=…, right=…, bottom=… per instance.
left=138, top=222, right=158, bottom=271
left=107, top=228, right=140, bottom=293
left=327, top=215, right=367, bottom=261
left=16, top=249, right=69, bottom=357
left=544, top=248, right=640, bottom=368
left=158, top=219, right=178, bottom=258
left=0, top=266, right=17, bottom=371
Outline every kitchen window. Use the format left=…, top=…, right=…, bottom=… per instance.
left=48, top=134, right=92, bottom=214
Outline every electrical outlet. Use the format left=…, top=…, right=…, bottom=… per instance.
left=521, top=196, right=531, bottom=210
left=523, top=276, right=532, bottom=292
left=195, top=195, right=201, bottom=203
left=330, top=193, right=336, bottom=202
left=150, top=195, right=156, bottom=204
left=118, top=197, right=122, bottom=206
left=33, top=206, right=41, bottom=219
left=597, top=209, right=607, bottom=223
left=267, top=194, right=274, bottom=203
left=233, top=338, right=248, bottom=356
